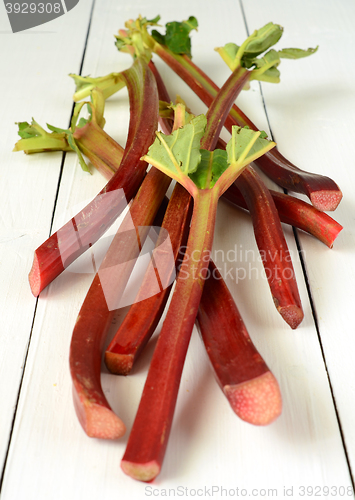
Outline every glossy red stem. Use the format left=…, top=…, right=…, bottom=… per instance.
left=231, top=166, right=304, bottom=329
left=105, top=182, right=193, bottom=375
left=69, top=167, right=171, bottom=439
left=224, top=182, right=342, bottom=248
left=197, top=261, right=282, bottom=425
left=121, top=189, right=219, bottom=482
left=29, top=57, right=158, bottom=296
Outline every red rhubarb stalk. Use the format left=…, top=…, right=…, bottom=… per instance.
left=121, top=63, right=275, bottom=480
left=216, top=135, right=303, bottom=327
left=69, top=167, right=171, bottom=439
left=231, top=166, right=304, bottom=329
left=105, top=182, right=192, bottom=375
left=105, top=61, right=193, bottom=375
left=224, top=182, right=343, bottom=248
left=70, top=93, right=193, bottom=438
left=197, top=260, right=282, bottom=425
left=28, top=56, right=158, bottom=296
left=121, top=187, right=218, bottom=482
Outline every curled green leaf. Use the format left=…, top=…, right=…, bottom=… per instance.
left=143, top=114, right=206, bottom=182
left=152, top=16, right=198, bottom=57
left=189, top=149, right=228, bottom=189
left=278, top=46, right=319, bottom=59
left=244, top=23, right=283, bottom=57
left=216, top=22, right=318, bottom=85
left=13, top=119, right=71, bottom=154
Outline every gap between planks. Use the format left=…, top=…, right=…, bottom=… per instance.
left=0, top=0, right=97, bottom=493
left=238, top=0, right=354, bottom=488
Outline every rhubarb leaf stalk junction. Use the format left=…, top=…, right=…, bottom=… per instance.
left=121, top=106, right=275, bottom=482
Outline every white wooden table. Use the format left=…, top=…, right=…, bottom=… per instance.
left=1, top=0, right=354, bottom=498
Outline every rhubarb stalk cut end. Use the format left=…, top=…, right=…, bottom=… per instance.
left=72, top=387, right=126, bottom=440
left=224, top=371, right=282, bottom=426
left=105, top=351, right=135, bottom=376
left=278, top=303, right=304, bottom=330
left=28, top=253, right=41, bottom=297
left=310, top=189, right=343, bottom=212
left=121, top=459, right=160, bottom=483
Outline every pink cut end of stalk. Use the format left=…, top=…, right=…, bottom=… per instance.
left=105, top=351, right=134, bottom=376
left=72, top=386, right=126, bottom=440
left=275, top=301, right=304, bottom=330
left=121, top=459, right=160, bottom=483
left=310, top=189, right=343, bottom=212
left=28, top=254, right=41, bottom=297
left=224, top=372, right=282, bottom=426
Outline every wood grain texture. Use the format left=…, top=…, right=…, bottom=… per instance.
left=0, top=0, right=95, bottom=476
left=242, top=0, right=355, bottom=475
left=0, top=0, right=354, bottom=497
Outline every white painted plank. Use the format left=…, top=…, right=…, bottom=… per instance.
left=241, top=0, right=355, bottom=473
left=1, top=0, right=354, bottom=498
left=0, top=0, right=94, bottom=474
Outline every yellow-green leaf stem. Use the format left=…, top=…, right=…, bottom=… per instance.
left=70, top=72, right=126, bottom=102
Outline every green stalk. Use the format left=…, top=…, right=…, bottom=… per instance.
left=70, top=72, right=126, bottom=102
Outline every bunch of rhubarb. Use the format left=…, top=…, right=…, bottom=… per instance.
left=14, top=15, right=343, bottom=482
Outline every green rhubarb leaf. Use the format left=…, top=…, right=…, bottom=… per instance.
left=13, top=119, right=71, bottom=154
left=46, top=123, right=70, bottom=134
left=215, top=43, right=240, bottom=70
left=151, top=16, right=198, bottom=57
left=13, top=87, right=108, bottom=173
left=145, top=15, right=161, bottom=25
left=216, top=22, right=317, bottom=84
left=278, top=46, right=319, bottom=59
left=249, top=49, right=281, bottom=83
left=252, top=49, right=280, bottom=69
left=189, top=149, right=228, bottom=189
left=244, top=23, right=283, bottom=57
left=150, top=29, right=165, bottom=46
left=114, top=17, right=156, bottom=60
left=143, top=114, right=206, bottom=183
left=77, top=117, right=89, bottom=128
left=253, top=66, right=280, bottom=83
left=17, top=121, right=40, bottom=139
left=144, top=121, right=274, bottom=196
left=208, top=126, right=275, bottom=195
left=226, top=126, right=273, bottom=166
